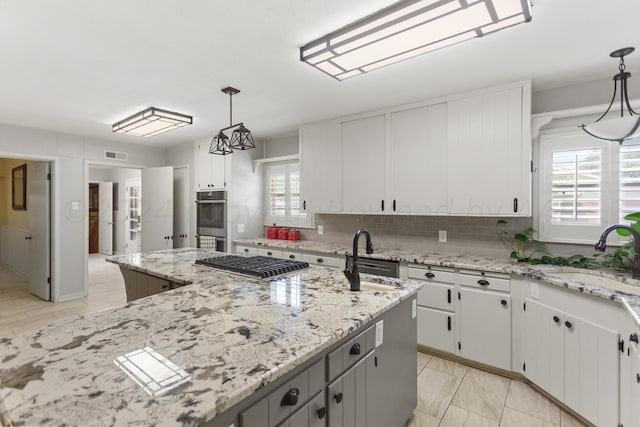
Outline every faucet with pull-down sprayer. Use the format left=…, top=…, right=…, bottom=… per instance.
left=344, top=228, right=374, bottom=291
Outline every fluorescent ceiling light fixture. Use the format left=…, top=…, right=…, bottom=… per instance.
left=112, top=107, right=193, bottom=137
left=581, top=47, right=640, bottom=145
left=300, top=0, right=532, bottom=80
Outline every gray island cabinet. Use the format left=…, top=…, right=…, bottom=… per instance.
left=0, top=249, right=420, bottom=426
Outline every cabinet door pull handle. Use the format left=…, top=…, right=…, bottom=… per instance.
left=280, top=388, right=300, bottom=406
left=303, top=200, right=306, bottom=210
left=381, top=200, right=385, bottom=211
left=447, top=316, right=451, bottom=331
left=637, top=373, right=640, bottom=384
left=553, top=316, right=560, bottom=324
left=630, top=333, right=639, bottom=344
left=477, top=279, right=490, bottom=286
left=335, top=392, right=343, bottom=404
left=513, top=197, right=518, bottom=213
left=565, top=321, right=573, bottom=329
left=393, top=199, right=396, bottom=212
left=501, top=299, right=507, bottom=306
left=316, top=407, right=326, bottom=419
left=25, top=236, right=32, bottom=240
left=425, top=272, right=435, bottom=279
left=349, top=343, right=361, bottom=355
left=447, top=289, right=451, bottom=304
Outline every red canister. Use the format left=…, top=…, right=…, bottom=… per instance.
left=278, top=228, right=289, bottom=240
left=266, top=224, right=280, bottom=239
left=288, top=229, right=301, bottom=241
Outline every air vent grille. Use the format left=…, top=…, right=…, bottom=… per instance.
left=104, top=150, right=128, bottom=161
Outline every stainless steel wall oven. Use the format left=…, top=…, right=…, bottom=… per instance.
left=196, top=191, right=227, bottom=251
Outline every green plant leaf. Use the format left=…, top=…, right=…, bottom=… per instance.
left=617, top=228, right=631, bottom=237
left=623, top=212, right=640, bottom=222
left=497, top=219, right=507, bottom=224
left=514, top=234, right=529, bottom=242
left=510, top=251, right=518, bottom=259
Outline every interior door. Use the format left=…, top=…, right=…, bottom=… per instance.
left=27, top=161, right=51, bottom=301
left=141, top=166, right=173, bottom=252
left=98, top=181, right=113, bottom=255
left=173, top=167, right=187, bottom=249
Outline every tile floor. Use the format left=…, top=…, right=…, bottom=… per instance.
left=1, top=257, right=589, bottom=426
left=407, top=352, right=588, bottom=427
left=0, top=253, right=126, bottom=338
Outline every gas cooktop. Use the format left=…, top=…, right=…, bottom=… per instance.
left=195, top=255, right=309, bottom=279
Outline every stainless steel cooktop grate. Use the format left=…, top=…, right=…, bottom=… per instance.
left=195, top=255, right=309, bottom=278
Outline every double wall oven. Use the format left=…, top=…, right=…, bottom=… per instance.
left=196, top=190, right=227, bottom=252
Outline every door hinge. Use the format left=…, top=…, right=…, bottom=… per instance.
left=47, top=173, right=51, bottom=180
left=523, top=362, right=526, bottom=372
left=523, top=302, right=526, bottom=311
left=619, top=339, right=625, bottom=353
left=458, top=342, right=461, bottom=350
left=47, top=277, right=51, bottom=284
left=530, top=160, right=536, bottom=173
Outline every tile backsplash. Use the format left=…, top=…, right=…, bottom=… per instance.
left=299, top=214, right=597, bottom=259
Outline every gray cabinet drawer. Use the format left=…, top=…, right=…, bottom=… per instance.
left=408, top=265, right=455, bottom=283
left=458, top=270, right=510, bottom=292
left=284, top=391, right=326, bottom=427
left=239, top=397, right=268, bottom=427
left=416, top=282, right=453, bottom=311
left=327, top=326, right=373, bottom=381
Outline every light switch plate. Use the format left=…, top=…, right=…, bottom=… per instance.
left=317, top=225, right=323, bottom=235
left=438, top=230, right=447, bottom=242
left=375, top=320, right=384, bottom=347
left=71, top=201, right=80, bottom=211
left=237, top=224, right=245, bottom=233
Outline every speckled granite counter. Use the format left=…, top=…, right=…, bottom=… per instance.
left=235, top=238, right=640, bottom=327
left=0, top=248, right=420, bottom=426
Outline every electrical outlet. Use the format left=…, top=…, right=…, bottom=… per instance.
left=530, top=282, right=539, bottom=299
left=375, top=320, right=384, bottom=347
left=439, top=230, right=447, bottom=242
left=237, top=224, right=245, bottom=233
left=317, top=225, right=324, bottom=235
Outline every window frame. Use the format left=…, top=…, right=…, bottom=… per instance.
left=264, top=161, right=309, bottom=228
left=538, top=129, right=640, bottom=244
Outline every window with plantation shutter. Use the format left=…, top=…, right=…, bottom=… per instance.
left=539, top=131, right=640, bottom=243
left=265, top=162, right=308, bottom=227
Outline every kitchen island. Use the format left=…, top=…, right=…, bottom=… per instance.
left=0, top=248, right=421, bottom=426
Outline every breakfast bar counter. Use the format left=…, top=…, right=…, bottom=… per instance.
left=0, top=248, right=421, bottom=426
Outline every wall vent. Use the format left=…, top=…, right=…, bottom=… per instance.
left=104, top=150, right=128, bottom=161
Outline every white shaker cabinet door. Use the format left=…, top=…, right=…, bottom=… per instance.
left=447, top=86, right=529, bottom=216
left=390, top=103, right=448, bottom=214
left=300, top=121, right=342, bottom=212
left=341, top=115, right=386, bottom=213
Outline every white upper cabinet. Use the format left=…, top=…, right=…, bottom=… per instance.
left=299, top=121, right=342, bottom=212
left=342, top=115, right=386, bottom=213
left=390, top=103, right=447, bottom=214
left=194, top=140, right=227, bottom=191
left=447, top=85, right=531, bottom=216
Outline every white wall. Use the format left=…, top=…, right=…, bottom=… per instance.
left=0, top=122, right=165, bottom=301
left=263, top=132, right=298, bottom=158
left=88, top=167, right=111, bottom=182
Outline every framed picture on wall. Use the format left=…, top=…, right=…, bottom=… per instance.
left=12, top=163, right=26, bottom=211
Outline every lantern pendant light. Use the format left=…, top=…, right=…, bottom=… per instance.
left=209, top=87, right=255, bottom=155
left=581, top=47, right=640, bottom=145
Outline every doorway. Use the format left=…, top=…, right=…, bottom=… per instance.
left=0, top=158, right=52, bottom=301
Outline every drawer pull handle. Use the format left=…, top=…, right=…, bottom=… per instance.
left=637, top=373, right=640, bottom=384
left=317, top=258, right=324, bottom=263
left=553, top=316, right=560, bottom=324
left=349, top=343, right=361, bottom=355
left=244, top=248, right=249, bottom=253
left=501, top=299, right=507, bottom=306
left=289, top=254, right=295, bottom=259
left=630, top=333, right=639, bottom=344
left=477, top=279, right=490, bottom=286
left=281, top=388, right=300, bottom=406
left=316, top=407, right=326, bottom=419
left=267, top=251, right=272, bottom=256
left=565, top=321, right=573, bottom=329
left=447, top=289, right=451, bottom=304
left=425, top=272, right=435, bottom=279
left=161, top=284, right=170, bottom=290
left=335, top=392, right=343, bottom=404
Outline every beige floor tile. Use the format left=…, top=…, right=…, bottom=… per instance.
left=440, top=405, right=499, bottom=427
left=404, top=409, right=440, bottom=427
left=417, top=367, right=463, bottom=418
left=500, top=407, right=559, bottom=427
left=417, top=352, right=432, bottom=374
left=451, top=368, right=510, bottom=421
left=560, top=410, right=588, bottom=427
left=426, top=355, right=469, bottom=378
left=505, top=380, right=561, bottom=424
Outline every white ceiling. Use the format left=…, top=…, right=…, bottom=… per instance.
left=0, top=0, right=639, bottom=147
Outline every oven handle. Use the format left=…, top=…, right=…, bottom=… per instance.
left=195, top=200, right=226, bottom=204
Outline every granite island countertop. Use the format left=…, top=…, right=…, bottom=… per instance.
left=0, top=248, right=421, bottom=426
left=235, top=238, right=640, bottom=327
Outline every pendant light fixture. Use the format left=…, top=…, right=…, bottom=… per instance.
left=581, top=47, right=640, bottom=145
left=209, top=87, right=255, bottom=155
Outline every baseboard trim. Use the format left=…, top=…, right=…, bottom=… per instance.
left=417, top=346, right=595, bottom=427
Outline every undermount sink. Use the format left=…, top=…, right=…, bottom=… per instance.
left=359, top=281, right=396, bottom=292
left=552, top=271, right=640, bottom=296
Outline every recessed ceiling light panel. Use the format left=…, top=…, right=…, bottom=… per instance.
left=300, top=0, right=532, bottom=80
left=112, top=107, right=193, bottom=137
